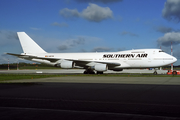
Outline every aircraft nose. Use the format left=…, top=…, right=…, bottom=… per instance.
left=173, top=56, right=177, bottom=63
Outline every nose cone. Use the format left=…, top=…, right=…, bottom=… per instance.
left=173, top=56, right=177, bottom=63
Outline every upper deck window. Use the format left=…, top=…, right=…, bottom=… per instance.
left=131, top=51, right=145, bottom=53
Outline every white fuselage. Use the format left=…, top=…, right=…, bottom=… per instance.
left=30, top=49, right=177, bottom=69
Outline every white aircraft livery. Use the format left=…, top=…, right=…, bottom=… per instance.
left=7, top=32, right=177, bottom=74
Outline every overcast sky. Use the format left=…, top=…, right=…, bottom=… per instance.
left=0, top=0, right=180, bottom=65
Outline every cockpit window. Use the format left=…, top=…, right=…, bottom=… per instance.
left=159, top=50, right=164, bottom=52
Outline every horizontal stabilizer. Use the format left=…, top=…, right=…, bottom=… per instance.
left=6, top=53, right=37, bottom=58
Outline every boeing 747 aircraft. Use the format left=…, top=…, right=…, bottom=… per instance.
left=7, top=32, right=177, bottom=74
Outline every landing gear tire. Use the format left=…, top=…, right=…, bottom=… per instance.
left=97, top=71, right=103, bottom=74
left=153, top=71, right=157, bottom=75
left=90, top=71, right=95, bottom=74
left=83, top=70, right=95, bottom=74
left=84, top=71, right=88, bottom=74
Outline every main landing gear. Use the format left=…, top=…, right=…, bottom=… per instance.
left=83, top=69, right=103, bottom=74
left=83, top=69, right=95, bottom=74
left=96, top=71, right=103, bottom=74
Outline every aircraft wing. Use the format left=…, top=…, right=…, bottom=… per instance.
left=6, top=53, right=120, bottom=68
left=67, top=59, right=120, bottom=68
left=35, top=56, right=121, bottom=67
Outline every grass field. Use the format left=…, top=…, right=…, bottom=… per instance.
left=0, top=73, right=179, bottom=81
left=0, top=74, right=62, bottom=81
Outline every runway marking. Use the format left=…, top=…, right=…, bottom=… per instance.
left=0, top=96, right=180, bottom=108
left=0, top=106, right=178, bottom=120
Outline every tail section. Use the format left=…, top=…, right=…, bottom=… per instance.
left=17, top=32, right=46, bottom=54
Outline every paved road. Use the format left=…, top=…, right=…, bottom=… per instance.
left=0, top=77, right=180, bottom=120
left=0, top=69, right=168, bottom=74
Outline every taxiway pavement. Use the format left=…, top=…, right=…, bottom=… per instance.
left=0, top=69, right=168, bottom=74
left=0, top=76, right=180, bottom=120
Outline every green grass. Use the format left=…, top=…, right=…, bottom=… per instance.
left=0, top=74, right=61, bottom=81
left=0, top=73, right=179, bottom=81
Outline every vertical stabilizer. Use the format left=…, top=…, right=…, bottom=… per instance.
left=17, top=32, right=46, bottom=54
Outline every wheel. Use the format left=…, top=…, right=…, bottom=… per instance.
left=90, top=71, right=95, bottom=74
left=97, top=71, right=103, bottom=74
left=84, top=69, right=95, bottom=74
left=84, top=71, right=88, bottom=74
left=153, top=71, right=157, bottom=75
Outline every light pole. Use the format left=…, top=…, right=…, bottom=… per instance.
left=8, top=59, right=9, bottom=70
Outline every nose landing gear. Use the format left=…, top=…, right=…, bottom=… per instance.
left=153, top=71, right=157, bottom=75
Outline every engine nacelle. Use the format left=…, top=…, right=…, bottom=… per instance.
left=32, top=59, right=55, bottom=66
left=94, top=64, right=108, bottom=72
left=56, top=61, right=74, bottom=69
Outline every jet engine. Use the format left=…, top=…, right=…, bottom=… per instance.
left=94, top=64, right=108, bottom=72
left=56, top=61, right=75, bottom=69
